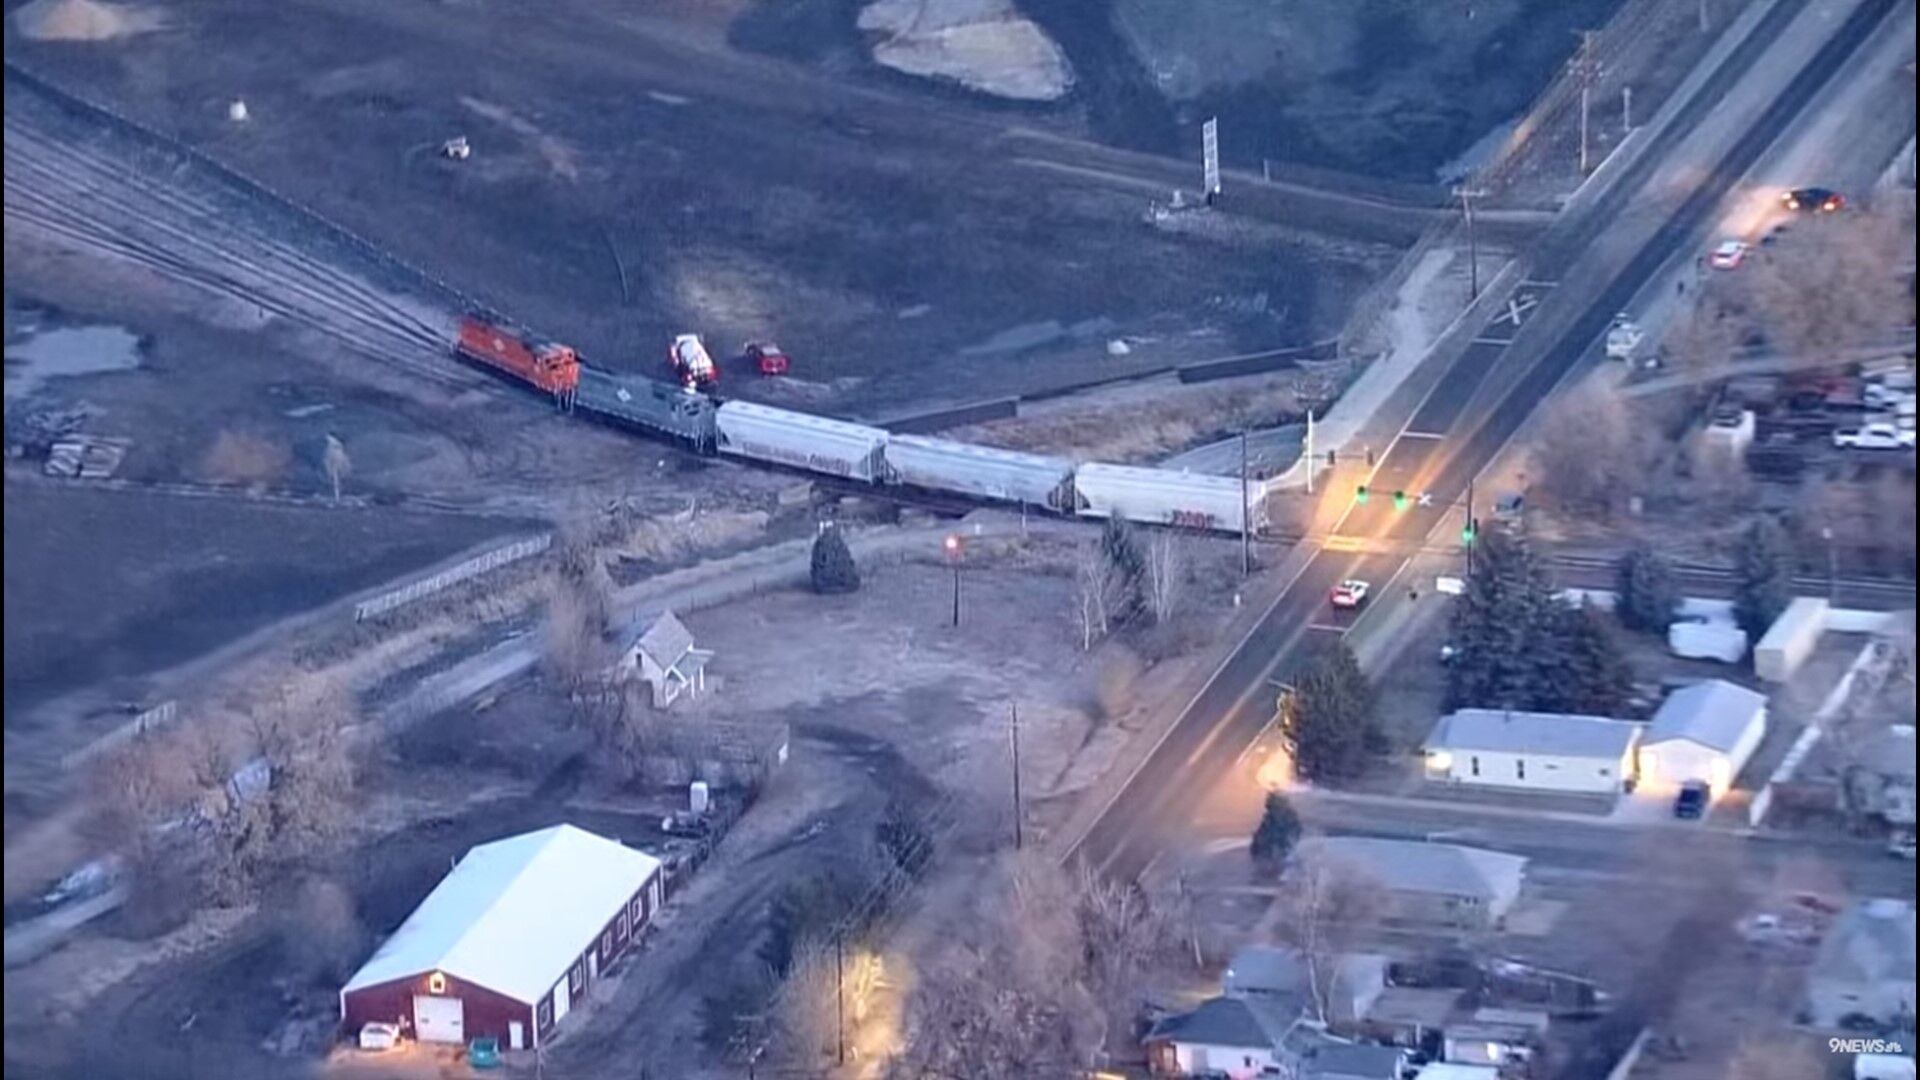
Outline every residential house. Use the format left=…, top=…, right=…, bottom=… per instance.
left=1805, top=898, right=1916, bottom=1029
left=1144, top=995, right=1315, bottom=1078
left=1224, top=945, right=1390, bottom=1026
left=1638, top=679, right=1769, bottom=792
left=1422, top=709, right=1641, bottom=795
left=621, top=610, right=713, bottom=708
left=1293, top=838, right=1528, bottom=931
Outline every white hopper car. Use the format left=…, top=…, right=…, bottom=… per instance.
left=1072, top=462, right=1265, bottom=533
left=883, top=434, right=1074, bottom=510
left=715, top=400, right=889, bottom=482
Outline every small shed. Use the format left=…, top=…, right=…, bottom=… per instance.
left=1639, top=679, right=1769, bottom=791
left=622, top=610, right=713, bottom=708
left=1755, top=597, right=1830, bottom=683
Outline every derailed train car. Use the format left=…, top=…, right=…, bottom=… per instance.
left=1071, top=462, right=1265, bottom=534
left=715, top=400, right=890, bottom=482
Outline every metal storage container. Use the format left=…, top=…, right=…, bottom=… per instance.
left=883, top=435, right=1074, bottom=509
left=1072, top=462, right=1264, bottom=534
left=715, top=401, right=889, bottom=482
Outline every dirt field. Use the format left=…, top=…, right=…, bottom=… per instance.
left=3, top=0, right=1375, bottom=418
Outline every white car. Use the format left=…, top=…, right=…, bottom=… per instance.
left=1832, top=423, right=1916, bottom=450
left=1329, top=579, right=1370, bottom=609
left=358, top=1022, right=402, bottom=1051
left=1708, top=240, right=1749, bottom=270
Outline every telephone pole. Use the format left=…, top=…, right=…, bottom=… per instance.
left=1577, top=30, right=1600, bottom=173
left=1454, top=185, right=1488, bottom=301
left=1009, top=703, right=1023, bottom=850
left=1239, top=432, right=1253, bottom=577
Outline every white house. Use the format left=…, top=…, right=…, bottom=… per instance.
left=1638, top=680, right=1769, bottom=792
left=1143, top=995, right=1313, bottom=1079
left=621, top=610, right=713, bottom=708
left=1422, top=710, right=1641, bottom=795
left=1806, top=898, right=1916, bottom=1029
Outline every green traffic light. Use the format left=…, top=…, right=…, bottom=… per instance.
left=1462, top=524, right=1477, bottom=545
left=1393, top=491, right=1408, bottom=511
left=1355, top=486, right=1370, bottom=504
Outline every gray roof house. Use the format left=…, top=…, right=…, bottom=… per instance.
left=1296, top=838, right=1528, bottom=930
left=1640, top=679, right=1769, bottom=789
left=621, top=610, right=714, bottom=708
left=1224, top=945, right=1390, bottom=1026
left=1805, top=898, right=1917, bottom=1028
left=1423, top=709, right=1642, bottom=794
left=1143, top=995, right=1406, bottom=1080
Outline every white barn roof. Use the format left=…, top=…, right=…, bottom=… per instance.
left=343, top=824, right=659, bottom=1006
left=1645, top=680, right=1767, bottom=752
left=1425, top=710, right=1641, bottom=759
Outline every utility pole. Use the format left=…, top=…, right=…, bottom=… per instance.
left=1304, top=410, right=1315, bottom=495
left=1821, top=526, right=1838, bottom=602
left=944, top=534, right=962, bottom=627
left=1239, top=431, right=1252, bottom=577
left=1009, top=703, right=1023, bottom=850
left=836, top=936, right=846, bottom=1066
left=1577, top=30, right=1600, bottom=174
left=1465, top=478, right=1476, bottom=579
left=1454, top=185, right=1487, bottom=301
left=1622, top=85, right=1633, bottom=133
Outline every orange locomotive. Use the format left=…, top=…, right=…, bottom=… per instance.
left=454, top=316, right=580, bottom=407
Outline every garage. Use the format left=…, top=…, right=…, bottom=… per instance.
left=413, top=994, right=465, bottom=1044
left=1638, top=680, right=1769, bottom=792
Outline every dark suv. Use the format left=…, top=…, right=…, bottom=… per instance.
left=1673, top=780, right=1711, bottom=820
left=1782, top=187, right=1845, bottom=213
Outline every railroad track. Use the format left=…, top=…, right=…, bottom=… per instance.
left=3, top=76, right=480, bottom=391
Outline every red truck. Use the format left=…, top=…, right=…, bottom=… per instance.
left=454, top=316, right=580, bottom=405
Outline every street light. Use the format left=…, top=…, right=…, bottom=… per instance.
left=1820, top=525, right=1837, bottom=601
left=944, top=534, right=962, bottom=627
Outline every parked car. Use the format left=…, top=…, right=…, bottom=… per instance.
left=660, top=810, right=711, bottom=838
left=1708, top=239, right=1750, bottom=270
left=740, top=341, right=791, bottom=377
left=468, top=1036, right=502, bottom=1069
left=1781, top=186, right=1846, bottom=213
left=1832, top=423, right=1916, bottom=450
left=358, top=1023, right=401, bottom=1051
left=1673, top=780, right=1711, bottom=820
left=1890, top=831, right=1917, bottom=861
left=1329, top=579, right=1371, bottom=609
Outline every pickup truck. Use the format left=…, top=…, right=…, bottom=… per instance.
left=1833, top=423, right=1915, bottom=450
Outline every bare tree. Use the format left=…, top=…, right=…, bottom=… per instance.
left=1661, top=299, right=1738, bottom=379
left=206, top=685, right=359, bottom=902
left=321, top=434, right=353, bottom=505
left=82, top=734, right=191, bottom=863
left=280, top=876, right=366, bottom=985
left=1073, top=543, right=1116, bottom=651
left=1741, top=209, right=1913, bottom=358
left=1532, top=383, right=1646, bottom=519
left=1269, top=844, right=1383, bottom=1025
left=1143, top=531, right=1186, bottom=625
left=1684, top=433, right=1754, bottom=520
left=768, top=940, right=840, bottom=1067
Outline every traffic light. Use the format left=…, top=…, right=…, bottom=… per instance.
left=1355, top=485, right=1370, bottom=505
left=1393, top=490, right=1408, bottom=511
left=1462, top=519, right=1479, bottom=545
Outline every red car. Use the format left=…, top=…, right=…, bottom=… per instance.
left=741, top=341, right=790, bottom=376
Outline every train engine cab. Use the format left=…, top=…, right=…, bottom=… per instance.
left=454, top=316, right=580, bottom=407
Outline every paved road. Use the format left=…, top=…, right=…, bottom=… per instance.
left=1071, top=0, right=1903, bottom=882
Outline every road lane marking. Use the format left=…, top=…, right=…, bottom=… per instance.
left=1472, top=336, right=1517, bottom=346
left=1399, top=430, right=1447, bottom=440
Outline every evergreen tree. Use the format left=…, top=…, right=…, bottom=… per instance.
left=1283, top=643, right=1377, bottom=782
left=1549, top=602, right=1637, bottom=715
left=1446, top=528, right=1566, bottom=711
left=1100, top=515, right=1147, bottom=625
left=1615, top=545, right=1680, bottom=635
left=809, top=526, right=860, bottom=594
left=1733, top=517, right=1794, bottom=642
left=1250, top=792, right=1302, bottom=877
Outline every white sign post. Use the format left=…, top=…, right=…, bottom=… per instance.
left=1202, top=118, right=1221, bottom=205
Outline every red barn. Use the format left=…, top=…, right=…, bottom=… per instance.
left=339, top=824, right=663, bottom=1051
